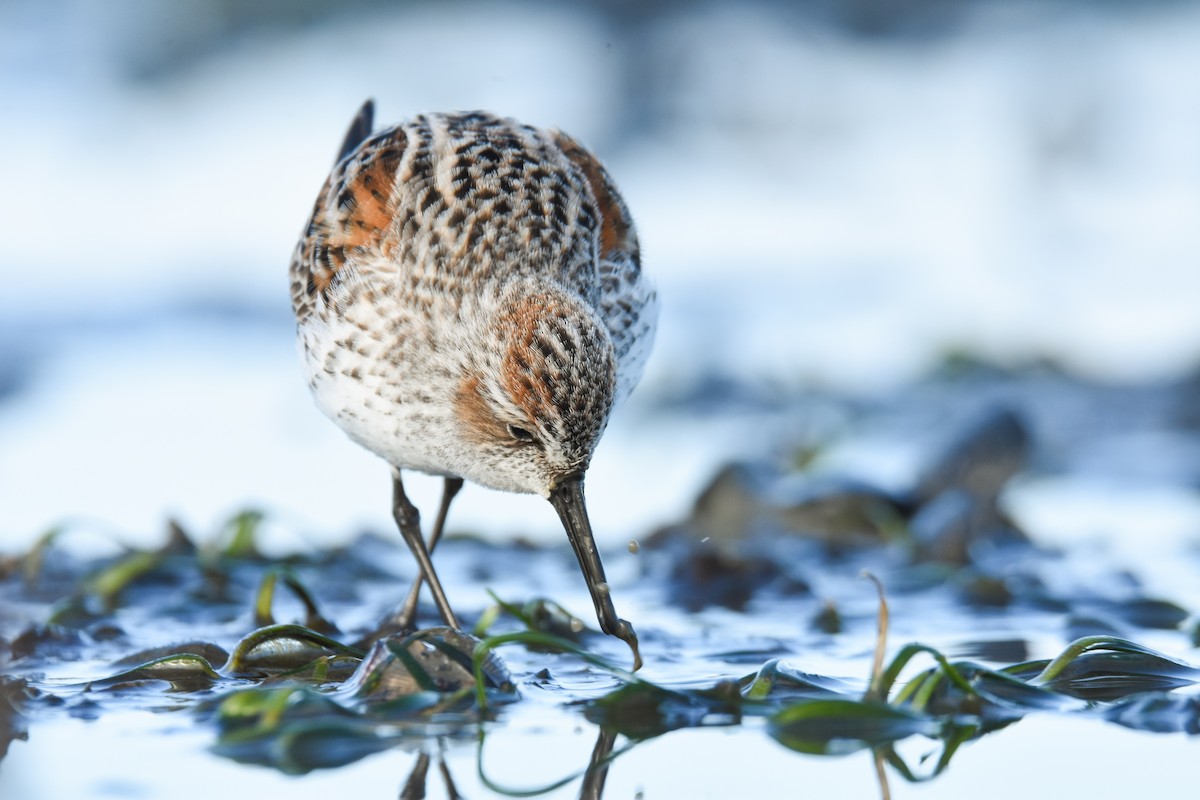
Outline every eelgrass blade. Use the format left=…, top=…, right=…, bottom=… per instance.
left=1028, top=636, right=1200, bottom=700
left=224, top=624, right=363, bottom=677
left=863, top=571, right=890, bottom=702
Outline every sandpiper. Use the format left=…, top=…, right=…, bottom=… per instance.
left=289, top=101, right=657, bottom=668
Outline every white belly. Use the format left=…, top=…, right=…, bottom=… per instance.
left=298, top=311, right=457, bottom=477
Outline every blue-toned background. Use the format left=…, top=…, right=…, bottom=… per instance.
left=2, top=0, right=1199, bottom=554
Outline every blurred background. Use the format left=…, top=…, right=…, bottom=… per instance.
left=2, top=0, right=1200, bottom=555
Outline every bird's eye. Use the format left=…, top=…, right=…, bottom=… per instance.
left=507, top=424, right=537, bottom=444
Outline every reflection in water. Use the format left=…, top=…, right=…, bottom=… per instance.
left=578, top=728, right=617, bottom=800
left=400, top=751, right=433, bottom=800
left=400, top=747, right=463, bottom=800
left=0, top=678, right=31, bottom=765
left=873, top=749, right=890, bottom=800
left=476, top=724, right=623, bottom=799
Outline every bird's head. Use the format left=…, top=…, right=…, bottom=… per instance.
left=450, top=281, right=616, bottom=498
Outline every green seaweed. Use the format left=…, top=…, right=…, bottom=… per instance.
left=214, top=510, right=266, bottom=561
left=222, top=624, right=364, bottom=677
left=475, top=590, right=589, bottom=643
left=253, top=567, right=339, bottom=634
left=91, top=653, right=223, bottom=692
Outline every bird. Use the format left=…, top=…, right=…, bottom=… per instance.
left=289, top=101, right=657, bottom=669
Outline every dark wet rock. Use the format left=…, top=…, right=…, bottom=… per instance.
left=956, top=573, right=1013, bottom=607
left=885, top=562, right=958, bottom=593
left=1188, top=619, right=1200, bottom=649
left=67, top=695, right=102, bottom=720
left=86, top=622, right=126, bottom=642
left=683, top=462, right=905, bottom=547
left=113, top=641, right=230, bottom=668
left=0, top=554, right=20, bottom=582
left=951, top=638, right=1029, bottom=664
left=1059, top=598, right=1188, bottom=637
left=1103, top=598, right=1189, bottom=631
left=898, top=407, right=1034, bottom=567
left=665, top=545, right=810, bottom=612
left=909, top=489, right=1028, bottom=565
left=685, top=462, right=778, bottom=544
left=674, top=408, right=1033, bottom=567
left=1064, top=613, right=1128, bottom=641
left=652, top=416, right=1039, bottom=610
left=514, top=598, right=588, bottom=643
left=704, top=642, right=794, bottom=664
left=662, top=410, right=1045, bottom=603
left=909, top=490, right=975, bottom=564
left=911, top=406, right=1030, bottom=506
left=0, top=342, right=36, bottom=406
left=769, top=476, right=906, bottom=544
left=161, top=519, right=198, bottom=556
left=343, top=628, right=512, bottom=701
left=810, top=600, right=842, bottom=634
left=9, top=624, right=84, bottom=662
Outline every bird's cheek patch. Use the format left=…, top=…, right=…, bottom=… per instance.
left=453, top=374, right=510, bottom=446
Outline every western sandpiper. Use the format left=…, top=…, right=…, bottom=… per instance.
left=289, top=101, right=657, bottom=668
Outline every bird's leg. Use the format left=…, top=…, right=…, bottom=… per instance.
left=391, top=476, right=464, bottom=631
left=391, top=470, right=460, bottom=630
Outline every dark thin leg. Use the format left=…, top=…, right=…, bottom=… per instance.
left=392, top=476, right=464, bottom=630
left=391, top=469, right=460, bottom=630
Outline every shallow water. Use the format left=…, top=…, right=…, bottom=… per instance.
left=5, top=364, right=1200, bottom=799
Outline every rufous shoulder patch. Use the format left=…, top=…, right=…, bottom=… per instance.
left=552, top=132, right=634, bottom=261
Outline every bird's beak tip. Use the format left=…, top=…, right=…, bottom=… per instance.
left=621, top=624, right=643, bottom=672
left=549, top=473, right=642, bottom=672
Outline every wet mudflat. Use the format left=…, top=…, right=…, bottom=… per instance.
left=5, top=363, right=1200, bottom=799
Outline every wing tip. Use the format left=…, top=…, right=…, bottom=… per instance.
left=336, top=98, right=376, bottom=163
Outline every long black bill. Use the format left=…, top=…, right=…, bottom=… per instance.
left=549, top=476, right=642, bottom=671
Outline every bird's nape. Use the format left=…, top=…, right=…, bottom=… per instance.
left=548, top=474, right=642, bottom=671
